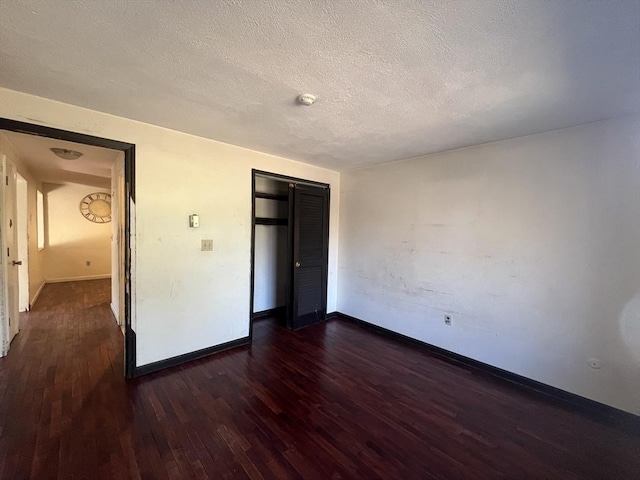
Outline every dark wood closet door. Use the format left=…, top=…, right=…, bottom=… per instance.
left=290, top=184, right=329, bottom=329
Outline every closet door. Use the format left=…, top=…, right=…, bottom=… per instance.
left=290, top=184, right=329, bottom=329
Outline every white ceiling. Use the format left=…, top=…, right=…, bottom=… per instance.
left=1, top=1, right=638, bottom=171
left=2, top=131, right=120, bottom=188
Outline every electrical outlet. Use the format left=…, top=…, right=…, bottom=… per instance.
left=444, top=314, right=451, bottom=326
left=201, top=239, right=214, bottom=252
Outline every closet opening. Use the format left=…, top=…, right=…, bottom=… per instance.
left=250, top=170, right=330, bottom=336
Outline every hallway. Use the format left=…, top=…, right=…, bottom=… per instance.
left=1, top=280, right=638, bottom=479
left=0, top=280, right=129, bottom=478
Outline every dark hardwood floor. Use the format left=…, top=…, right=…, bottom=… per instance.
left=1, top=280, right=638, bottom=479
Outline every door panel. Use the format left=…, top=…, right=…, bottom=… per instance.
left=2, top=155, right=19, bottom=344
left=296, top=266, right=324, bottom=314
left=291, top=184, right=329, bottom=329
left=16, top=175, right=29, bottom=312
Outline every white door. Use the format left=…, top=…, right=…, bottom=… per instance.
left=17, top=174, right=29, bottom=312
left=1, top=154, right=20, bottom=347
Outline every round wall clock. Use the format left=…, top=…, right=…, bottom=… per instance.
left=80, top=192, right=112, bottom=223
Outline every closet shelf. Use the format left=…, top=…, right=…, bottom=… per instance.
left=255, top=192, right=288, bottom=201
left=255, top=217, right=288, bottom=226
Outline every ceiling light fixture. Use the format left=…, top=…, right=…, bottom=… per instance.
left=50, top=147, right=84, bottom=160
left=297, top=93, right=317, bottom=106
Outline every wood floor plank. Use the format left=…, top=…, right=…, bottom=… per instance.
left=1, top=279, right=638, bottom=479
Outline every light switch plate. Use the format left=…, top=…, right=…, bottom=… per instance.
left=201, top=239, right=213, bottom=251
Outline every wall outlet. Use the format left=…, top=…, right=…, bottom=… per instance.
left=444, top=314, right=451, bottom=326
left=201, top=239, right=214, bottom=252
left=587, top=358, right=602, bottom=369
left=86, top=261, right=91, bottom=267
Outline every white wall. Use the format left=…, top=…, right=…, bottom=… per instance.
left=0, top=133, right=46, bottom=306
left=0, top=88, right=341, bottom=367
left=253, top=226, right=288, bottom=312
left=44, top=183, right=111, bottom=282
left=338, top=116, right=640, bottom=414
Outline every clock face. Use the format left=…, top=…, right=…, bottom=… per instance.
left=80, top=192, right=112, bottom=223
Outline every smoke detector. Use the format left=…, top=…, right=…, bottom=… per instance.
left=296, top=93, right=317, bottom=106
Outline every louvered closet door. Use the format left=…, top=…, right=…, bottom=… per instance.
left=291, top=184, right=329, bottom=329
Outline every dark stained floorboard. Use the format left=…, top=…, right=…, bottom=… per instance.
left=1, top=279, right=638, bottom=479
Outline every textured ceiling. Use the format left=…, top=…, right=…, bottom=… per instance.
left=3, top=131, right=119, bottom=188
left=1, top=0, right=639, bottom=171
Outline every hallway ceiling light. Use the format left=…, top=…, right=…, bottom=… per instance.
left=50, top=147, right=84, bottom=160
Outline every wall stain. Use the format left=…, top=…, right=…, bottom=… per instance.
left=417, top=287, right=450, bottom=295
left=25, top=117, right=49, bottom=125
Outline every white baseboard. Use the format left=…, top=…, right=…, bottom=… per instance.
left=110, top=302, right=120, bottom=324
left=46, top=274, right=112, bottom=284
left=30, top=280, right=46, bottom=307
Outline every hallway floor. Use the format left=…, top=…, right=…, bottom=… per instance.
left=1, top=280, right=638, bottom=479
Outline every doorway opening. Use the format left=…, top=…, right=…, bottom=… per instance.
left=250, top=170, right=330, bottom=337
left=0, top=118, right=136, bottom=378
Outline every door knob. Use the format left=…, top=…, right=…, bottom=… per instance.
left=12, top=260, right=22, bottom=266
left=295, top=261, right=301, bottom=268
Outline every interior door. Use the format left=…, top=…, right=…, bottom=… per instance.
left=290, top=183, right=329, bottom=329
left=16, top=174, right=29, bottom=312
left=2, top=154, right=20, bottom=344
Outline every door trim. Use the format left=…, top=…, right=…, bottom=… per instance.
left=0, top=118, right=137, bottom=378
left=249, top=169, right=329, bottom=341
left=252, top=169, right=329, bottom=189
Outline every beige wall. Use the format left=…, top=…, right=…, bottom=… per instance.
left=338, top=116, right=640, bottom=414
left=44, top=183, right=111, bottom=282
left=0, top=132, right=46, bottom=306
left=0, top=87, right=341, bottom=367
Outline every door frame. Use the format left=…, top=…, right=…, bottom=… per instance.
left=0, top=118, right=137, bottom=378
left=249, top=169, right=329, bottom=340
